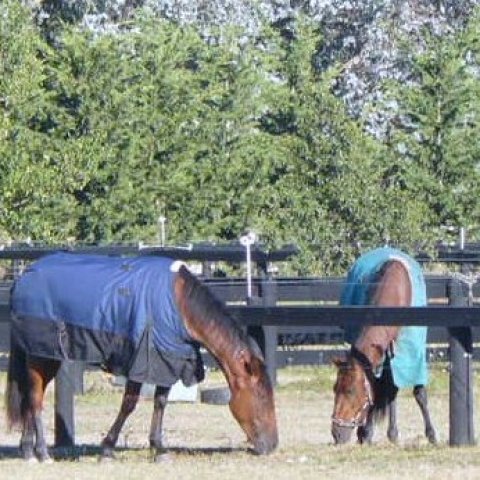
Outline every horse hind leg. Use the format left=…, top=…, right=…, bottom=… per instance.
left=23, top=358, right=59, bottom=463
left=413, top=385, right=437, bottom=444
left=100, top=380, right=141, bottom=460
left=32, top=411, right=52, bottom=463
left=20, top=414, right=36, bottom=462
left=149, top=385, right=171, bottom=463
left=20, top=415, right=50, bottom=464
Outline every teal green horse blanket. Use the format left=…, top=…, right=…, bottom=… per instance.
left=342, top=247, right=428, bottom=388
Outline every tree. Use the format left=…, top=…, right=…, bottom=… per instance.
left=0, top=0, right=79, bottom=241
left=254, top=17, right=429, bottom=273
left=49, top=18, right=213, bottom=242
left=377, top=10, right=480, bottom=240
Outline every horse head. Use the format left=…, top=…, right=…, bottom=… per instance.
left=331, top=354, right=373, bottom=444
left=173, top=267, right=278, bottom=455
left=227, top=340, right=278, bottom=455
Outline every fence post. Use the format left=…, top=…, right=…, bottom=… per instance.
left=246, top=277, right=278, bottom=386
left=447, top=277, right=475, bottom=446
left=260, top=276, right=278, bottom=386
left=54, top=362, right=75, bottom=448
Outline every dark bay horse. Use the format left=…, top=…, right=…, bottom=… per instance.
left=6, top=253, right=278, bottom=462
left=331, top=247, right=437, bottom=445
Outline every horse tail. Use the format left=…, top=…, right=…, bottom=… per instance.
left=5, top=339, right=29, bottom=430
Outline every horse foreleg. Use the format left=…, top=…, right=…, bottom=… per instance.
left=21, top=415, right=50, bottom=463
left=100, top=380, right=141, bottom=459
left=149, top=385, right=171, bottom=463
left=387, top=397, right=399, bottom=443
left=33, top=412, right=52, bottom=462
left=357, top=407, right=375, bottom=444
left=413, top=385, right=437, bottom=444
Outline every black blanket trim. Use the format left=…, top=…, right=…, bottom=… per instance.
left=11, top=315, right=205, bottom=387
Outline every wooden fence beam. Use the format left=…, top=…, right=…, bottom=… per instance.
left=54, top=362, right=75, bottom=448
left=448, top=278, right=475, bottom=446
left=228, top=305, right=480, bottom=327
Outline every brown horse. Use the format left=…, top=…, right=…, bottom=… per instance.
left=331, top=247, right=437, bottom=445
left=6, top=254, right=278, bottom=462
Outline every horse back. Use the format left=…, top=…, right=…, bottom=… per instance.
left=371, top=259, right=412, bottom=307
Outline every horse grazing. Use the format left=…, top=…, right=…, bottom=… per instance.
left=331, top=247, right=437, bottom=445
left=6, top=253, right=278, bottom=462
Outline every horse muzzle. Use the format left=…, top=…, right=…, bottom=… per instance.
left=331, top=422, right=354, bottom=444
left=252, top=431, right=279, bottom=455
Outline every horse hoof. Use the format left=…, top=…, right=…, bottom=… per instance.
left=357, top=427, right=373, bottom=445
left=387, top=430, right=399, bottom=444
left=154, top=453, right=173, bottom=463
left=99, top=454, right=115, bottom=463
left=99, top=445, right=116, bottom=462
left=26, top=456, right=39, bottom=463
left=358, top=437, right=372, bottom=445
left=35, top=449, right=53, bottom=463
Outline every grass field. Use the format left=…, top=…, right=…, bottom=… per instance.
left=1, top=364, right=480, bottom=479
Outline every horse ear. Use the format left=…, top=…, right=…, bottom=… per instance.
left=331, top=356, right=346, bottom=369
left=237, top=349, right=262, bottom=378
left=247, top=355, right=264, bottom=378
left=371, top=343, right=385, bottom=361
left=247, top=337, right=265, bottom=361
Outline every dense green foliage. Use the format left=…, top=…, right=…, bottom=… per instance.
left=1, top=2, right=479, bottom=273
left=374, top=14, right=480, bottom=236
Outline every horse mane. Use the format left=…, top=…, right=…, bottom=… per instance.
left=348, top=346, right=396, bottom=422
left=371, top=355, right=398, bottom=421
left=176, top=265, right=262, bottom=358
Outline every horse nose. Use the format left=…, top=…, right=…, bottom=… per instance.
left=252, top=431, right=279, bottom=455
left=331, top=424, right=353, bottom=444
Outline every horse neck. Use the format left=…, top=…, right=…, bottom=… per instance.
left=174, top=269, right=250, bottom=376
left=354, top=258, right=412, bottom=368
left=354, top=326, right=401, bottom=368
left=190, top=313, right=252, bottom=383
left=199, top=317, right=247, bottom=370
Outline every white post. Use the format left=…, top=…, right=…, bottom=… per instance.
left=240, top=231, right=256, bottom=299
left=158, top=216, right=166, bottom=246
left=459, top=227, right=465, bottom=250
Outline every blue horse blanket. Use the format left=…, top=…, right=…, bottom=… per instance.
left=342, top=247, right=428, bottom=388
left=11, top=253, right=204, bottom=387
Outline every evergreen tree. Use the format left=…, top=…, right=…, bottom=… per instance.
left=377, top=10, right=480, bottom=240
left=257, top=17, right=428, bottom=273
left=0, top=0, right=78, bottom=241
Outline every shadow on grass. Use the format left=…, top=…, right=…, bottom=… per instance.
left=0, top=444, right=249, bottom=461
